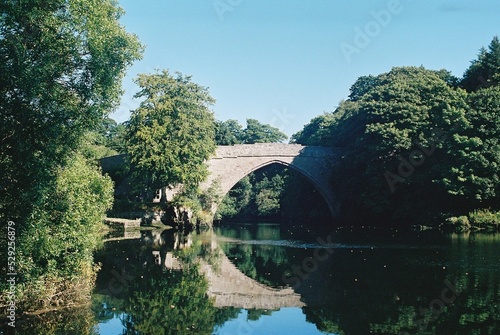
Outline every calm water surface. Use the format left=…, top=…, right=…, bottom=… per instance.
left=16, top=223, right=500, bottom=334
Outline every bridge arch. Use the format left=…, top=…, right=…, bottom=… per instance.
left=199, top=144, right=342, bottom=218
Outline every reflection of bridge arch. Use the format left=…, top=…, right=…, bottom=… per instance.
left=200, top=250, right=304, bottom=309
left=199, top=144, right=343, bottom=218
left=160, top=238, right=305, bottom=310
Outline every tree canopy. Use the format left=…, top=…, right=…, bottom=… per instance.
left=292, top=46, right=500, bottom=224
left=215, top=118, right=287, bottom=145
left=214, top=119, right=243, bottom=145
left=242, top=118, right=288, bottom=144
left=461, top=36, right=500, bottom=92
left=0, top=0, right=142, bottom=310
left=125, top=70, right=217, bottom=193
left=0, top=0, right=142, bottom=222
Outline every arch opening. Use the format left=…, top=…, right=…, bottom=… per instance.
left=214, top=161, right=333, bottom=225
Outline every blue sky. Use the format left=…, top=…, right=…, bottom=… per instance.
left=112, top=0, right=500, bottom=138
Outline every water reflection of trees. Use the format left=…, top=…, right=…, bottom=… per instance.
left=215, top=229, right=500, bottom=335
left=214, top=224, right=293, bottom=288
left=16, top=230, right=499, bottom=334
left=11, top=306, right=98, bottom=335
left=300, top=233, right=500, bottom=335
left=93, top=229, right=240, bottom=335
left=119, top=266, right=229, bottom=335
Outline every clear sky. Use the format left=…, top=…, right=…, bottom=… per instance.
left=112, top=0, right=500, bottom=138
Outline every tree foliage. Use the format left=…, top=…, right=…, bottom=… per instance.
left=293, top=35, right=500, bottom=225
left=214, top=119, right=243, bottom=145
left=347, top=67, right=468, bottom=221
left=461, top=36, right=500, bottom=92
left=215, top=118, right=288, bottom=145
left=0, top=0, right=141, bottom=310
left=293, top=66, right=473, bottom=224
left=217, top=166, right=285, bottom=220
left=445, top=86, right=500, bottom=204
left=17, top=153, right=114, bottom=310
left=0, top=0, right=142, bottom=222
left=216, top=164, right=330, bottom=223
left=241, top=118, right=288, bottom=144
left=78, top=117, right=128, bottom=161
left=125, top=70, right=216, bottom=193
left=290, top=112, right=340, bottom=146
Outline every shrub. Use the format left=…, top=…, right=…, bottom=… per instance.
left=445, top=216, right=471, bottom=231
left=13, top=154, right=113, bottom=311
left=468, top=209, right=500, bottom=230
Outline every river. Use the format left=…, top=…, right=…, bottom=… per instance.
left=14, top=223, right=500, bottom=334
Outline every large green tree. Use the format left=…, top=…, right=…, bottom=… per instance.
left=0, top=0, right=142, bottom=310
left=215, top=118, right=288, bottom=145
left=345, top=67, right=468, bottom=221
left=241, top=118, right=288, bottom=144
left=125, top=70, right=216, bottom=194
left=461, top=36, right=500, bottom=92
left=294, top=67, right=470, bottom=224
left=444, top=86, right=500, bottom=206
left=214, top=119, right=243, bottom=145
left=0, top=0, right=142, bottom=222
left=17, top=153, right=114, bottom=310
left=290, top=112, right=340, bottom=146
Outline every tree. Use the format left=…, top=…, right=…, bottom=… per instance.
left=254, top=174, right=285, bottom=216
left=125, top=70, right=216, bottom=193
left=93, top=116, right=128, bottom=153
left=0, top=0, right=141, bottom=310
left=215, top=119, right=243, bottom=145
left=0, top=0, right=142, bottom=223
left=294, top=67, right=469, bottom=224
left=443, top=86, right=500, bottom=206
left=341, top=67, right=469, bottom=222
left=17, top=153, right=114, bottom=310
left=348, top=75, right=380, bottom=101
left=79, top=130, right=119, bottom=161
left=216, top=175, right=253, bottom=219
left=461, top=36, right=500, bottom=91
left=241, top=118, right=288, bottom=144
left=78, top=116, right=129, bottom=161
left=106, top=122, right=128, bottom=154
left=290, top=112, right=339, bottom=146
left=215, top=118, right=288, bottom=145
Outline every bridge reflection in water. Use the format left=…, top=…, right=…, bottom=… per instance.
left=155, top=232, right=305, bottom=310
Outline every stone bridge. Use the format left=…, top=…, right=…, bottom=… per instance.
left=197, top=144, right=342, bottom=217
left=101, top=143, right=343, bottom=218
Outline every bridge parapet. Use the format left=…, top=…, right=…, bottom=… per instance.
left=213, top=143, right=342, bottom=159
